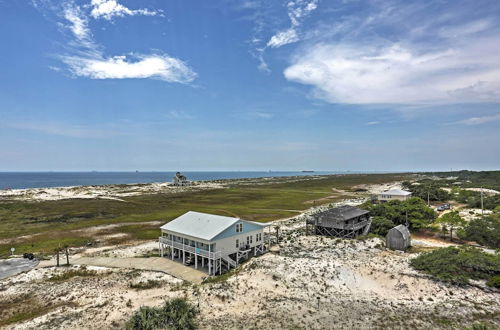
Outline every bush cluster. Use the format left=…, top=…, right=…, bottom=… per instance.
left=459, top=216, right=500, bottom=249
left=410, top=246, right=500, bottom=286
left=127, top=298, right=198, bottom=330
left=361, top=197, right=436, bottom=235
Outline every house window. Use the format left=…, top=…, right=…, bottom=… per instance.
left=236, top=239, right=239, bottom=248
left=235, top=223, right=243, bottom=233
left=250, top=235, right=253, bottom=244
left=246, top=236, right=250, bottom=245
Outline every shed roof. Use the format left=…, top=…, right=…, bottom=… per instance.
left=160, top=211, right=266, bottom=241
left=389, top=224, right=411, bottom=240
left=314, top=205, right=369, bottom=222
left=380, top=189, right=412, bottom=196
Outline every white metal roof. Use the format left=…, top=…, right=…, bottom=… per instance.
left=380, top=189, right=412, bottom=196
left=160, top=211, right=266, bottom=241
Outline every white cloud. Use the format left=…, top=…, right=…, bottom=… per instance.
left=63, top=4, right=94, bottom=49
left=90, top=0, right=162, bottom=20
left=10, top=121, right=122, bottom=138
left=166, top=110, right=195, bottom=119
left=284, top=38, right=500, bottom=104
left=366, top=121, right=380, bottom=125
left=43, top=1, right=196, bottom=83
left=455, top=113, right=500, bottom=125
left=267, top=0, right=318, bottom=48
left=267, top=28, right=298, bottom=48
left=62, top=54, right=196, bottom=83
left=254, top=112, right=274, bottom=119
left=279, top=1, right=500, bottom=105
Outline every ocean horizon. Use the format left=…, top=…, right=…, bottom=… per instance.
left=0, top=171, right=381, bottom=190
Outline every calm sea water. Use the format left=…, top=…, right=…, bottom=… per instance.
left=0, top=171, right=349, bottom=189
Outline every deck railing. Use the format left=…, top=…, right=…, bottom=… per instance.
left=159, top=237, right=221, bottom=259
left=313, top=219, right=370, bottom=231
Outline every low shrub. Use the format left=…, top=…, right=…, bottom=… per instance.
left=126, top=298, right=198, bottom=330
left=129, top=280, right=163, bottom=290
left=48, top=267, right=97, bottom=282
left=410, top=246, right=500, bottom=285
left=486, top=275, right=500, bottom=288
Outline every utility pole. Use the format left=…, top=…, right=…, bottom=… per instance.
left=427, top=191, right=430, bottom=206
left=481, top=187, right=484, bottom=215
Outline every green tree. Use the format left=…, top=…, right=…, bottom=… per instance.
left=127, top=298, right=198, bottom=330
left=437, top=211, right=465, bottom=241
left=406, top=183, right=450, bottom=202
left=459, top=216, right=500, bottom=248
left=361, top=197, right=436, bottom=231
left=370, top=216, right=395, bottom=236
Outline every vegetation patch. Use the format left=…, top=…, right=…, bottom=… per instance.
left=360, top=197, right=436, bottom=234
left=459, top=215, right=500, bottom=249
left=127, top=298, right=198, bottom=330
left=486, top=275, right=500, bottom=288
left=410, top=246, right=500, bottom=285
left=47, top=267, right=99, bottom=282
left=0, top=295, right=72, bottom=327
left=203, top=267, right=242, bottom=284
left=129, top=279, right=164, bottom=290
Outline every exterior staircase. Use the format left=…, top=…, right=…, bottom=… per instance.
left=221, top=255, right=237, bottom=269
left=362, top=218, right=372, bottom=236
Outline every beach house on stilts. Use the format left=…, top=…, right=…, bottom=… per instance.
left=159, top=211, right=269, bottom=275
left=307, top=205, right=372, bottom=238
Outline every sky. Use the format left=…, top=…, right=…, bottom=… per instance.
left=0, top=0, right=499, bottom=172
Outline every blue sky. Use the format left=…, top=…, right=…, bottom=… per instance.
left=0, top=0, right=499, bottom=171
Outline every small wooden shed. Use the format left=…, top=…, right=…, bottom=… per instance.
left=386, top=225, right=411, bottom=251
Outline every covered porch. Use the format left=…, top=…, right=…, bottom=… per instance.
left=159, top=234, right=223, bottom=275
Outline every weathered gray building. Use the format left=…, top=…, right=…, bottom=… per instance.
left=386, top=225, right=411, bottom=251
left=307, top=205, right=371, bottom=238
left=172, top=172, right=192, bottom=186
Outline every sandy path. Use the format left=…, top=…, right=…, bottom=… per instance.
left=40, top=256, right=206, bottom=284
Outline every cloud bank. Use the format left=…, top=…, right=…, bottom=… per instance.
left=284, top=40, right=500, bottom=104
left=282, top=1, right=500, bottom=104
left=455, top=113, right=500, bottom=125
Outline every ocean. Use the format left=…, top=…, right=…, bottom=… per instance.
left=0, top=171, right=349, bottom=190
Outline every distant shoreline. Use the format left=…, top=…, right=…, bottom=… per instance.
left=0, top=171, right=395, bottom=190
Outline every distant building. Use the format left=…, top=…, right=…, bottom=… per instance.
left=386, top=225, right=411, bottom=251
left=159, top=211, right=269, bottom=275
left=172, top=172, right=192, bottom=186
left=307, top=205, right=371, bottom=238
left=378, top=189, right=412, bottom=202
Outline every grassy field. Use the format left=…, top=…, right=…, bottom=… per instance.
left=0, top=173, right=409, bottom=257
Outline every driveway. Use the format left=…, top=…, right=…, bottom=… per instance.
left=66, top=256, right=206, bottom=284
left=0, top=258, right=40, bottom=280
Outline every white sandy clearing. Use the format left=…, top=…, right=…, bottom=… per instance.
left=464, top=188, right=499, bottom=195
left=0, top=181, right=224, bottom=201
left=2, top=230, right=499, bottom=329
left=356, top=182, right=405, bottom=195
